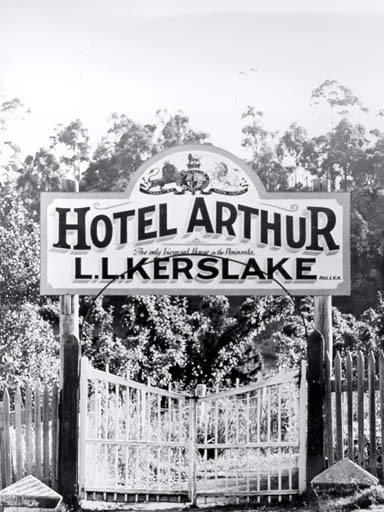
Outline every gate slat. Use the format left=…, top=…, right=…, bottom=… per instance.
left=346, top=352, right=353, bottom=460
left=246, top=392, right=250, bottom=494
left=178, top=398, right=183, bottom=487
left=368, top=352, right=377, bottom=475
left=125, top=383, right=131, bottom=490
left=267, top=387, right=271, bottom=500
left=224, top=396, right=229, bottom=493
left=95, top=379, right=100, bottom=489
left=142, top=389, right=149, bottom=491
left=257, top=388, right=261, bottom=496
left=114, top=384, right=119, bottom=490
left=357, top=351, right=365, bottom=466
left=79, top=358, right=88, bottom=497
left=203, top=392, right=208, bottom=493
left=277, top=386, right=282, bottom=502
left=335, top=352, right=343, bottom=460
left=135, top=388, right=140, bottom=489
left=104, top=380, right=109, bottom=487
left=298, top=360, right=307, bottom=492
left=15, top=387, right=23, bottom=480
left=215, top=390, right=220, bottom=493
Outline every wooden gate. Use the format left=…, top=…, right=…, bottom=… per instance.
left=79, top=358, right=306, bottom=504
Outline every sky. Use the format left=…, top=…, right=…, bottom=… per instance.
left=1, top=0, right=384, bottom=157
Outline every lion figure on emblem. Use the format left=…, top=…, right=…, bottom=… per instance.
left=143, top=162, right=180, bottom=191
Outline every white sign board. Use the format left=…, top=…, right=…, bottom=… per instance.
left=41, top=145, right=350, bottom=296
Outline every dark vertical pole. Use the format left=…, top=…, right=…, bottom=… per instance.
left=58, top=177, right=80, bottom=505
left=59, top=335, right=80, bottom=505
left=313, top=178, right=333, bottom=364
left=307, top=329, right=325, bottom=484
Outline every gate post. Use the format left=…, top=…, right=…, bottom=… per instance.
left=59, top=334, right=80, bottom=505
left=306, top=330, right=325, bottom=485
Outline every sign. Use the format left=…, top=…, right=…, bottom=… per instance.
left=40, top=145, right=350, bottom=296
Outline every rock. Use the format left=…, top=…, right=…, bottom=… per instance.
left=0, top=475, right=62, bottom=511
left=311, top=458, right=379, bottom=496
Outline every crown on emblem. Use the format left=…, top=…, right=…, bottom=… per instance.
left=187, top=153, right=201, bottom=171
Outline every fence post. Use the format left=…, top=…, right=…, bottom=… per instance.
left=59, top=334, right=80, bottom=506
left=306, top=330, right=325, bottom=485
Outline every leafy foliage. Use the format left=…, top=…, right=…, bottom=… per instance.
left=81, top=295, right=265, bottom=390
left=275, top=295, right=384, bottom=371
left=311, top=79, right=369, bottom=130
left=81, top=110, right=208, bottom=192
left=0, top=303, right=59, bottom=389
left=241, top=106, right=293, bottom=191
left=0, top=182, right=40, bottom=305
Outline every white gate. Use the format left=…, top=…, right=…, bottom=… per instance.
left=78, top=357, right=191, bottom=503
left=79, top=358, right=306, bottom=505
left=194, top=364, right=307, bottom=504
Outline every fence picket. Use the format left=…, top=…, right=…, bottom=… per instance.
left=25, top=385, right=33, bottom=474
left=51, top=384, right=58, bottom=489
left=0, top=402, right=5, bottom=487
left=35, top=385, right=42, bottom=479
left=15, top=387, right=23, bottom=480
left=346, top=352, right=353, bottom=460
left=2, top=389, right=12, bottom=487
left=43, top=385, right=50, bottom=483
left=380, top=352, right=384, bottom=478
left=335, top=352, right=343, bottom=461
left=357, top=351, right=365, bottom=466
left=368, top=352, right=377, bottom=475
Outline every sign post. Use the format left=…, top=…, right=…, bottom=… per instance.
left=313, top=178, right=333, bottom=362
left=58, top=178, right=80, bottom=505
left=58, top=177, right=80, bottom=380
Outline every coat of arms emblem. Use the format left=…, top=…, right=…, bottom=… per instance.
left=140, top=153, right=248, bottom=195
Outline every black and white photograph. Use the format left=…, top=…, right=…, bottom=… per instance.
left=1, top=1, right=384, bottom=511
